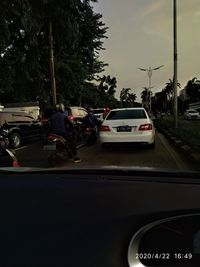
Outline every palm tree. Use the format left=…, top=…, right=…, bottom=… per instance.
left=96, top=75, right=117, bottom=97
left=154, top=91, right=167, bottom=112
left=185, top=77, right=200, bottom=103
left=163, top=78, right=181, bottom=112
left=141, top=87, right=152, bottom=111
left=120, top=88, right=136, bottom=107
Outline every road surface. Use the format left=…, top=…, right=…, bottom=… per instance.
left=15, top=132, right=198, bottom=171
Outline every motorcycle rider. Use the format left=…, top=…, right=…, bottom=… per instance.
left=84, top=108, right=98, bottom=128
left=82, top=108, right=99, bottom=145
left=0, top=127, right=9, bottom=155
left=50, top=103, right=81, bottom=163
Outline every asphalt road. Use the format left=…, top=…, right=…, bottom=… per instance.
left=15, top=132, right=198, bottom=171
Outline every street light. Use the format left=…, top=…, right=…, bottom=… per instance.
left=173, top=0, right=178, bottom=128
left=138, top=65, right=164, bottom=113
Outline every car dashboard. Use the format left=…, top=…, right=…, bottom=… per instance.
left=0, top=168, right=200, bottom=267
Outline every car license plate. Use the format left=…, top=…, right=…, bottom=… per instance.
left=43, top=144, right=56, bottom=151
left=117, top=126, right=131, bottom=132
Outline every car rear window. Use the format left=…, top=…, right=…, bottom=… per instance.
left=106, top=109, right=147, bottom=120
left=92, top=109, right=105, bottom=114
left=70, top=108, right=87, bottom=117
left=69, top=108, right=80, bottom=117
left=188, top=110, right=198, bottom=113
left=78, top=109, right=86, bottom=117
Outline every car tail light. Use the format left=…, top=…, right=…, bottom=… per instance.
left=85, top=127, right=91, bottom=132
left=13, top=160, right=20, bottom=167
left=139, top=124, right=153, bottom=131
left=100, top=125, right=111, bottom=132
left=68, top=115, right=74, bottom=121
left=41, top=117, right=48, bottom=125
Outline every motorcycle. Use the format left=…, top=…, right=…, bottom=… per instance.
left=43, top=133, right=73, bottom=167
left=82, top=113, right=99, bottom=146
left=0, top=128, right=19, bottom=167
left=83, top=125, right=98, bottom=146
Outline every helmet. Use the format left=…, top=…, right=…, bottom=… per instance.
left=55, top=103, right=65, bottom=112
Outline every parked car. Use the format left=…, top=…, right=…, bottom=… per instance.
left=65, top=106, right=88, bottom=122
left=99, top=107, right=155, bottom=149
left=184, top=109, right=200, bottom=120
left=0, top=111, right=42, bottom=149
left=91, top=108, right=105, bottom=122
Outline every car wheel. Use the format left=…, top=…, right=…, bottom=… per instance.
left=10, top=132, right=22, bottom=149
left=148, top=141, right=155, bottom=149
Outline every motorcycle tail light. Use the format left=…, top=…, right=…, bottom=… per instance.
left=85, top=127, right=91, bottom=132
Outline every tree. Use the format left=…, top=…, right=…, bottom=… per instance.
left=0, top=0, right=108, bottom=106
left=78, top=0, right=108, bottom=79
left=120, top=88, right=136, bottom=107
left=185, top=77, right=200, bottom=103
left=96, top=75, right=117, bottom=97
left=141, top=87, right=152, bottom=111
left=154, top=91, right=167, bottom=112
left=163, top=78, right=181, bottom=112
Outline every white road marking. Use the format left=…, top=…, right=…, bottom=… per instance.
left=157, top=132, right=188, bottom=170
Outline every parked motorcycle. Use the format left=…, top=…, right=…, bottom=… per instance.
left=0, top=128, right=19, bottom=167
left=43, top=133, right=73, bottom=167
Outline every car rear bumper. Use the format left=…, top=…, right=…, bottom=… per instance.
left=99, top=131, right=155, bottom=145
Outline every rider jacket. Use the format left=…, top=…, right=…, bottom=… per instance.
left=50, top=111, right=73, bottom=136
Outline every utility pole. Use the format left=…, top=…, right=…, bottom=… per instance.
left=138, top=65, right=164, bottom=113
left=49, top=22, right=57, bottom=106
left=173, top=0, right=178, bottom=128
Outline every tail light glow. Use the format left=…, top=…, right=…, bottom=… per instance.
left=100, top=125, right=111, bottom=132
left=85, top=127, right=91, bottom=132
left=40, top=117, right=48, bottom=125
left=68, top=115, right=74, bottom=121
left=139, top=124, right=153, bottom=131
left=13, top=160, right=20, bottom=167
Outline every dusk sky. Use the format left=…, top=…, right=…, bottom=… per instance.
left=92, top=0, right=200, bottom=102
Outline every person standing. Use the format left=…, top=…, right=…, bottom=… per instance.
left=103, top=107, right=111, bottom=119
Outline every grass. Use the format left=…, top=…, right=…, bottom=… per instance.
left=155, top=116, right=200, bottom=153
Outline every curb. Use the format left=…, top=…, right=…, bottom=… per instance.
left=155, top=124, right=200, bottom=165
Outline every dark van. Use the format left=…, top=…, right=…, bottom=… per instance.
left=0, top=111, right=42, bottom=148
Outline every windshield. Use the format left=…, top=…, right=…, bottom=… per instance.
left=107, top=109, right=147, bottom=120
left=0, top=0, right=199, bottom=173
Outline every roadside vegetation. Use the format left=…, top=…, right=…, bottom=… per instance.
left=155, top=116, right=200, bottom=153
left=1, top=1, right=200, bottom=113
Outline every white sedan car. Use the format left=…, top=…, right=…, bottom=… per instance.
left=184, top=109, right=200, bottom=120
left=99, top=108, right=155, bottom=149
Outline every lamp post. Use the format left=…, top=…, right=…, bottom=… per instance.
left=138, top=65, right=164, bottom=113
left=173, top=0, right=178, bottom=128
left=49, top=22, right=57, bottom=106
